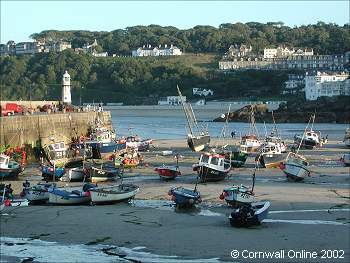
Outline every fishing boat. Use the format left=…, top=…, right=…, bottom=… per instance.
left=177, top=85, right=210, bottom=152
left=0, top=154, right=22, bottom=178
left=294, top=114, right=321, bottom=149
left=89, top=164, right=120, bottom=183
left=48, top=184, right=95, bottom=205
left=344, top=128, right=350, bottom=148
left=90, top=184, right=139, bottom=204
left=168, top=186, right=201, bottom=208
left=220, top=185, right=255, bottom=207
left=340, top=153, right=350, bottom=167
left=22, top=182, right=52, bottom=203
left=42, top=141, right=85, bottom=167
left=256, top=142, right=288, bottom=168
left=60, top=167, right=88, bottom=182
left=240, top=106, right=262, bottom=153
left=41, top=164, right=65, bottom=180
left=229, top=201, right=270, bottom=227
left=281, top=152, right=310, bottom=181
left=192, top=152, right=231, bottom=182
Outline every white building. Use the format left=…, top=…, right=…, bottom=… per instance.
left=193, top=88, right=214, bottom=96
left=282, top=74, right=305, bottom=94
left=132, top=44, right=182, bottom=57
left=264, top=46, right=313, bottom=59
left=15, top=42, right=44, bottom=55
left=158, top=96, right=186, bottom=105
left=62, top=71, right=72, bottom=104
left=305, top=71, right=350, bottom=100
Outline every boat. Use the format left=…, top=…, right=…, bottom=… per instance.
left=192, top=152, right=231, bottom=182
left=229, top=201, right=270, bottom=227
left=120, top=136, right=153, bottom=152
left=22, top=182, right=52, bottom=203
left=89, top=164, right=120, bottom=183
left=0, top=154, right=22, bottom=178
left=340, top=153, right=350, bottom=167
left=155, top=165, right=181, bottom=180
left=281, top=152, right=310, bottom=181
left=230, top=147, right=248, bottom=167
left=240, top=106, right=262, bottom=153
left=90, top=184, right=139, bottom=204
left=256, top=142, right=288, bottom=168
left=220, top=185, right=255, bottom=207
left=41, top=164, right=65, bottom=180
left=155, top=154, right=181, bottom=180
left=48, top=184, right=96, bottom=205
left=294, top=114, right=321, bottom=149
left=177, top=85, right=210, bottom=152
left=60, top=167, right=89, bottom=182
left=168, top=186, right=201, bottom=208
left=344, top=128, right=350, bottom=148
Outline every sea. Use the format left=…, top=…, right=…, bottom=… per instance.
left=110, top=108, right=348, bottom=141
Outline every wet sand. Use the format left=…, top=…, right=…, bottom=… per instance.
left=1, top=138, right=349, bottom=262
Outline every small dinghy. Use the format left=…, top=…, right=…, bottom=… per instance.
left=21, top=181, right=52, bottom=203
left=155, top=154, right=181, bottom=180
left=90, top=184, right=139, bottom=204
left=156, top=166, right=181, bottom=180
left=281, top=152, right=310, bottom=181
left=168, top=186, right=201, bottom=208
left=48, top=184, right=96, bottom=205
left=229, top=201, right=270, bottom=227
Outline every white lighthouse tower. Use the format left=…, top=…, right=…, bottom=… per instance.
left=62, top=70, right=72, bottom=104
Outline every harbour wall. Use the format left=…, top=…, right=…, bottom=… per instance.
left=0, top=111, right=112, bottom=148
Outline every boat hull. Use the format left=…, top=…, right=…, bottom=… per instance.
left=155, top=166, right=180, bottom=180
left=169, top=187, right=201, bottom=208
left=61, top=168, right=87, bottom=182
left=283, top=163, right=310, bottom=181
left=195, top=165, right=228, bottom=182
left=230, top=152, right=248, bottom=168
left=89, top=167, right=119, bottom=183
left=90, top=184, right=139, bottom=204
left=222, top=187, right=255, bottom=207
left=229, top=201, right=270, bottom=227
left=0, top=166, right=21, bottom=178
left=344, top=139, right=350, bottom=149
left=48, top=188, right=90, bottom=205
left=187, top=135, right=210, bottom=152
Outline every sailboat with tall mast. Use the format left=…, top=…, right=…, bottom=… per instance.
left=177, top=85, right=210, bottom=152
left=240, top=105, right=261, bottom=153
left=294, top=113, right=321, bottom=149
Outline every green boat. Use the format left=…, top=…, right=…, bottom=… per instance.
left=230, top=149, right=248, bottom=168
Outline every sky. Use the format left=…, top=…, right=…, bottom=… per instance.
left=1, top=0, right=349, bottom=42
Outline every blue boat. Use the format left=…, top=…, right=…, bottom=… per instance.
left=41, top=165, right=66, bottom=180
left=0, top=154, right=22, bottom=178
left=229, top=201, right=270, bottom=227
left=168, top=186, right=201, bottom=208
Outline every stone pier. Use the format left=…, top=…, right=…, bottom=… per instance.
left=0, top=111, right=112, bottom=148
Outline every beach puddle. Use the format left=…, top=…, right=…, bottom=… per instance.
left=0, top=237, right=224, bottom=263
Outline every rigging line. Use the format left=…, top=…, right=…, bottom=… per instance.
left=297, top=114, right=313, bottom=154
left=177, top=85, right=194, bottom=135
left=188, top=103, right=201, bottom=132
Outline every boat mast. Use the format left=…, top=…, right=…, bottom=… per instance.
left=296, top=114, right=313, bottom=154
left=271, top=111, right=279, bottom=138
left=177, top=85, right=194, bottom=136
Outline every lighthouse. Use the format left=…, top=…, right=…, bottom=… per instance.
left=62, top=70, right=72, bottom=104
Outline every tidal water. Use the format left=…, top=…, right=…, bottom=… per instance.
left=110, top=109, right=348, bottom=141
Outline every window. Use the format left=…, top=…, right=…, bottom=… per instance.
left=210, top=157, right=219, bottom=165
left=201, top=154, right=209, bottom=164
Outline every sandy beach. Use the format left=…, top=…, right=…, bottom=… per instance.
left=1, top=138, right=349, bottom=262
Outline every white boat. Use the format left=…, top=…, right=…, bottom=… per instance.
left=23, top=182, right=52, bottom=203
left=256, top=142, right=288, bottom=168
left=240, top=106, right=261, bottom=152
left=282, top=152, right=310, bottom=181
left=220, top=185, right=255, bottom=207
left=229, top=201, right=270, bottom=227
left=90, top=184, right=139, bottom=204
left=48, top=185, right=94, bottom=205
left=60, top=167, right=87, bottom=182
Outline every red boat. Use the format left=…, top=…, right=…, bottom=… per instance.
left=155, top=166, right=181, bottom=180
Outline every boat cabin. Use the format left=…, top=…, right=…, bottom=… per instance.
left=0, top=155, right=10, bottom=169
left=258, top=142, right=283, bottom=155
left=305, top=130, right=320, bottom=143
left=287, top=153, right=308, bottom=166
left=91, top=128, right=114, bottom=143
left=43, top=141, right=67, bottom=160
left=199, top=153, right=231, bottom=171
